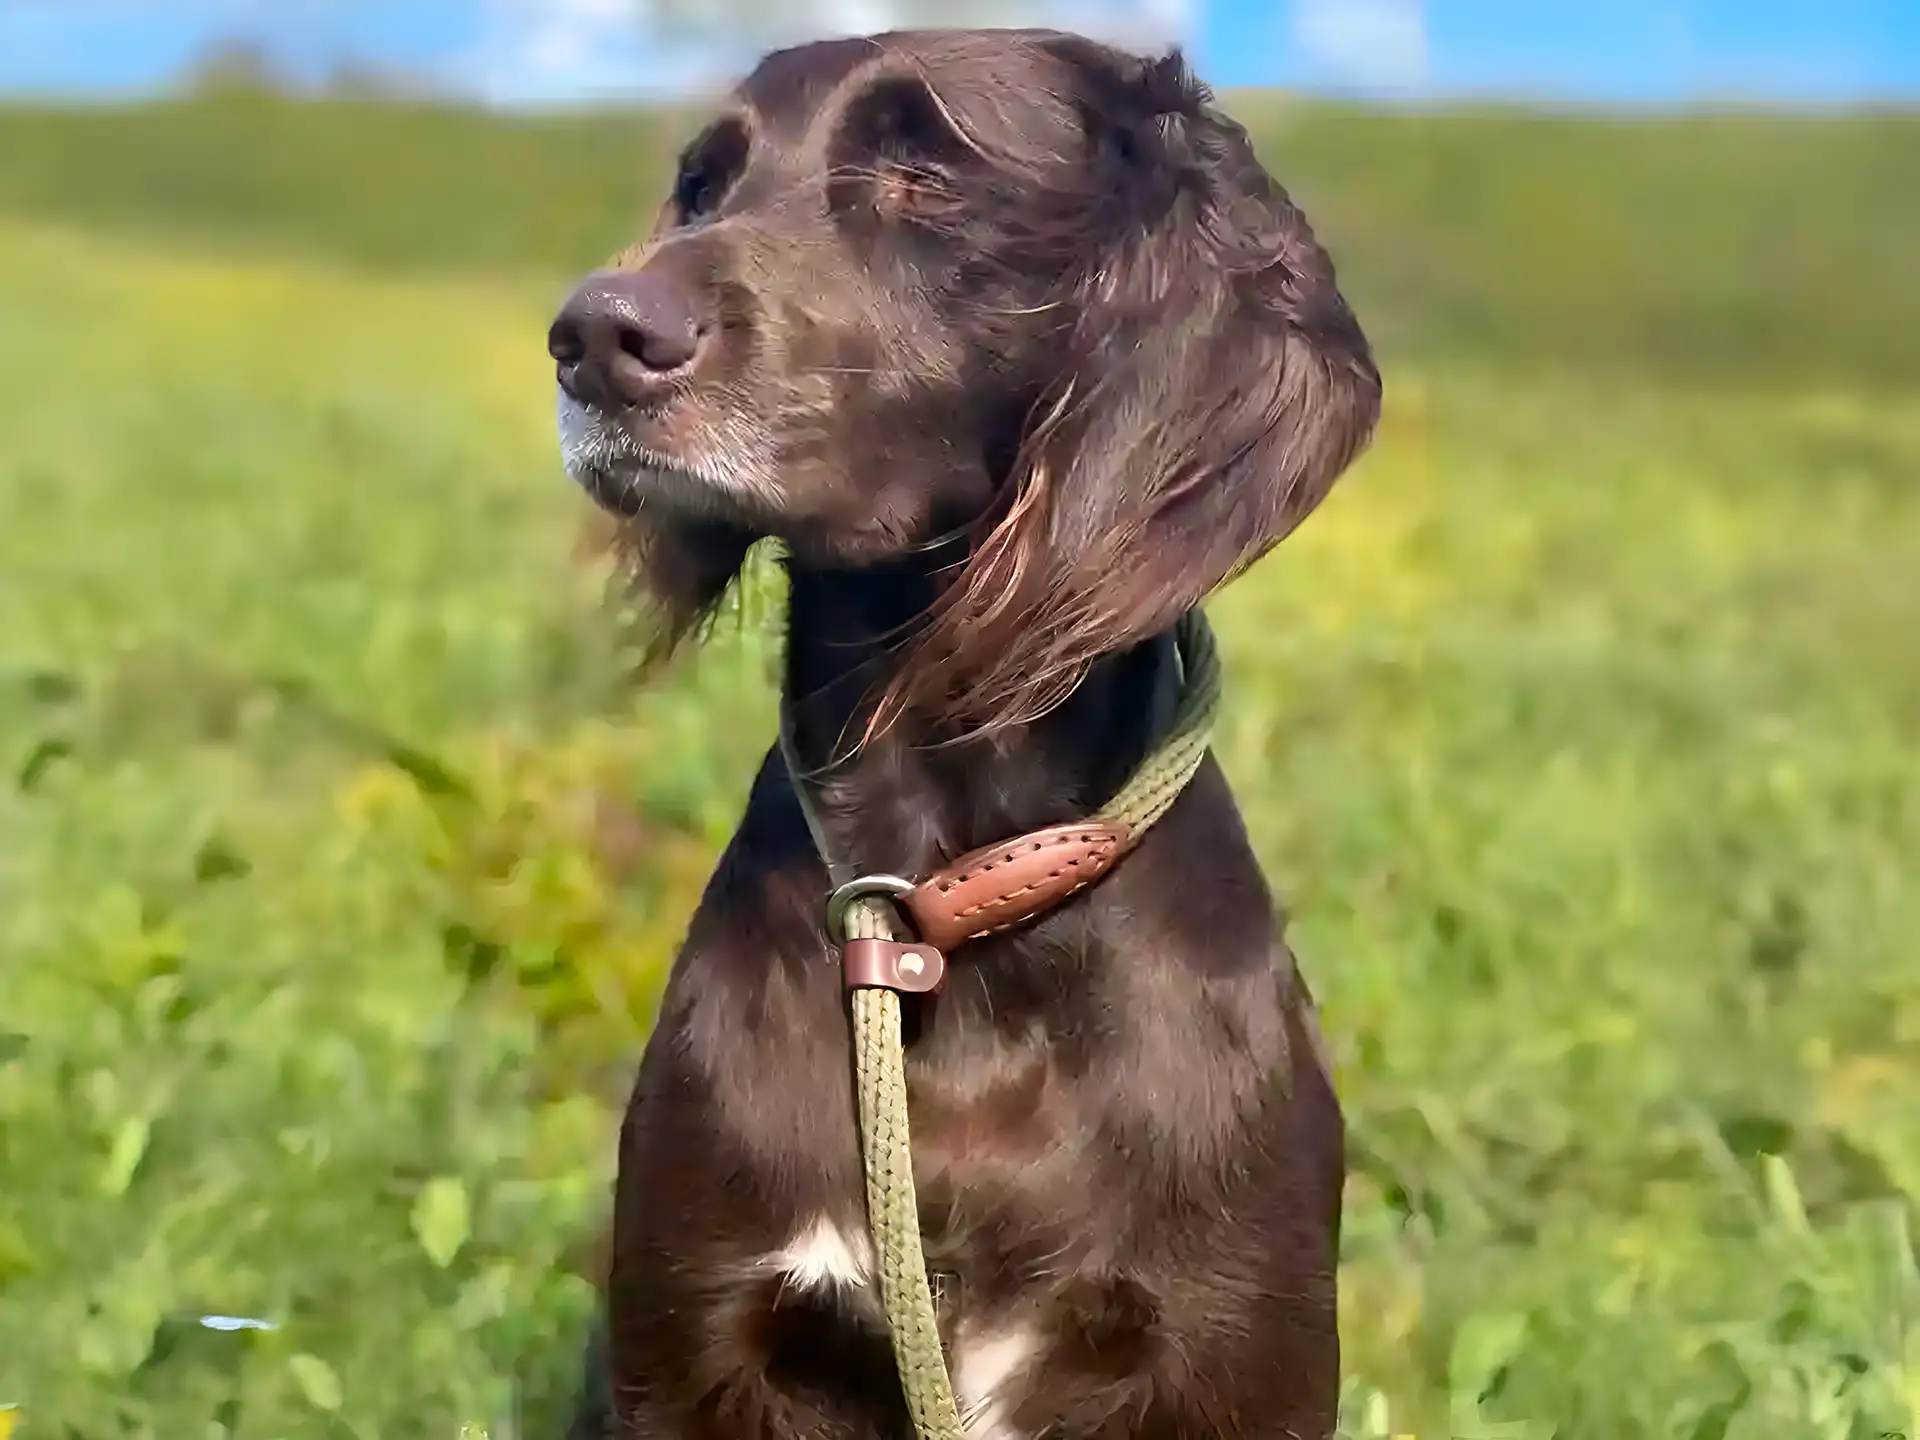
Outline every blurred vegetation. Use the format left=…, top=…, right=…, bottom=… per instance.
left=0, top=91, right=1917, bottom=387
left=0, top=86, right=1916, bottom=1439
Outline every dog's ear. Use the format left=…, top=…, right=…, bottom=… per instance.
left=889, top=49, right=1381, bottom=735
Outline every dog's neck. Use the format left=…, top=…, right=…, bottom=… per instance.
left=779, top=547, right=1180, bottom=880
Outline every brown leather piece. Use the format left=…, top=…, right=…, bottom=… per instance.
left=900, top=821, right=1135, bottom=952
left=842, top=938, right=947, bottom=993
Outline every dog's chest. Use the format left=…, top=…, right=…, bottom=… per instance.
left=762, top=1211, right=1047, bottom=1440
left=756, top=1049, right=1086, bottom=1438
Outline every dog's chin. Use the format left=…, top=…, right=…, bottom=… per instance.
left=556, top=391, right=766, bottom=524
left=570, top=450, right=722, bottom=521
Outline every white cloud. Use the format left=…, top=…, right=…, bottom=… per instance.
left=1057, top=0, right=1195, bottom=52
left=1291, top=0, right=1428, bottom=93
left=475, top=0, right=718, bottom=106
left=471, top=0, right=1204, bottom=107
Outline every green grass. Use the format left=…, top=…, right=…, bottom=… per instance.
left=1, top=92, right=1917, bottom=388
left=1, top=93, right=1917, bottom=1440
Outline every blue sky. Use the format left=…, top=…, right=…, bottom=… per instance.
left=0, top=1, right=1915, bottom=106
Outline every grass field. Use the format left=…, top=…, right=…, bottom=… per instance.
left=3, top=93, right=1917, bottom=387
left=1, top=91, right=1917, bottom=1440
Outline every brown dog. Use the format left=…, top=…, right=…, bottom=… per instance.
left=548, top=27, right=1380, bottom=1440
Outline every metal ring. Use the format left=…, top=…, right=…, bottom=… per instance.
left=824, top=874, right=916, bottom=945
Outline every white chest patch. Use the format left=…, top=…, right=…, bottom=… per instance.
left=954, top=1323, right=1039, bottom=1439
left=764, top=1214, right=875, bottom=1294
left=763, top=1221, right=1036, bottom=1436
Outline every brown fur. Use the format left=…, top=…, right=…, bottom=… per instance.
left=551, top=28, right=1380, bottom=1440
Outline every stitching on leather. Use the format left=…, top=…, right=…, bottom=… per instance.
left=948, top=839, right=1119, bottom=921
left=933, top=829, right=1120, bottom=892
left=970, top=874, right=1102, bottom=938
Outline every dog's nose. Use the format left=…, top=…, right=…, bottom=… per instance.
left=548, top=269, right=703, bottom=407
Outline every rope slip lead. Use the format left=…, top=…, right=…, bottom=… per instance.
left=790, top=610, right=1224, bottom=1440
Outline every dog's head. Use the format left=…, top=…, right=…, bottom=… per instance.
left=550, top=29, right=1380, bottom=732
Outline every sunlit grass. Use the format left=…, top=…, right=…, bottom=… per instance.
left=1, top=217, right=1916, bottom=1438
left=4, top=93, right=1915, bottom=388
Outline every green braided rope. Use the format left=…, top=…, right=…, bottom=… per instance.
left=1095, top=609, right=1221, bottom=834
left=842, top=609, right=1223, bottom=1440
left=848, top=896, right=968, bottom=1439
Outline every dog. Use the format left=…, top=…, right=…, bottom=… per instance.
left=547, top=27, right=1380, bottom=1440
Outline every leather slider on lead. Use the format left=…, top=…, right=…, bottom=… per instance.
left=842, top=938, right=947, bottom=994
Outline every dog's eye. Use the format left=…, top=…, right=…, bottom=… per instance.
left=675, top=164, right=717, bottom=221
left=671, top=118, right=749, bottom=226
